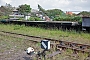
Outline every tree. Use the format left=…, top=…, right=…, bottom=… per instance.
left=78, top=11, right=90, bottom=17
left=46, top=9, right=65, bottom=18
left=38, top=4, right=45, bottom=12
left=17, top=4, right=31, bottom=15
left=38, top=4, right=46, bottom=16
left=5, top=3, right=13, bottom=10
left=0, top=5, right=13, bottom=16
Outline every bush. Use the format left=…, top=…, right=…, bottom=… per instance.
left=34, top=17, right=42, bottom=21
left=53, top=16, right=82, bottom=22
left=28, top=17, right=35, bottom=21
left=28, top=17, right=42, bottom=21
left=0, top=16, right=9, bottom=20
left=19, top=17, right=24, bottom=20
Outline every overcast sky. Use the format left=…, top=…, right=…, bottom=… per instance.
left=0, top=0, right=90, bottom=12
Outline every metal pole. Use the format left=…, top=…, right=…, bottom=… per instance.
left=41, top=49, right=46, bottom=60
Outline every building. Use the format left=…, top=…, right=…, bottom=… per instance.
left=66, top=11, right=73, bottom=15
left=9, top=9, right=24, bottom=20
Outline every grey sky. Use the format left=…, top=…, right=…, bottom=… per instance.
left=0, top=0, right=90, bottom=12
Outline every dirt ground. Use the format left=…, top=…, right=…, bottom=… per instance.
left=0, top=34, right=41, bottom=60
left=0, top=33, right=89, bottom=60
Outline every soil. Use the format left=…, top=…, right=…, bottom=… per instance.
left=0, top=34, right=41, bottom=60
left=0, top=32, right=89, bottom=60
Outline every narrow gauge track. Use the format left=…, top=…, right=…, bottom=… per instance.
left=0, top=30, right=90, bottom=54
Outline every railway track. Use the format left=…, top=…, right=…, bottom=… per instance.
left=0, top=30, right=90, bottom=54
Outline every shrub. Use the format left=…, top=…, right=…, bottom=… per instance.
left=0, top=16, right=9, bottom=20
left=18, top=17, right=24, bottom=20
left=28, top=17, right=42, bottom=21
left=53, top=16, right=82, bottom=22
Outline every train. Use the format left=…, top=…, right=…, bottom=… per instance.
left=82, top=17, right=90, bottom=31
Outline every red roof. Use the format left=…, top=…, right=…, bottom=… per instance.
left=66, top=12, right=73, bottom=15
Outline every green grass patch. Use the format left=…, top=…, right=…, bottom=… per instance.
left=0, top=29, right=89, bottom=60
left=0, top=24, right=90, bottom=44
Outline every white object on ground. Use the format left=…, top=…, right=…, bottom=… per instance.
left=26, top=47, right=34, bottom=54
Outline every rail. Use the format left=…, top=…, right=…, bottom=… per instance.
left=0, top=30, right=90, bottom=54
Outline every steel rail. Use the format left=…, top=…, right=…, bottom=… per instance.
left=0, top=30, right=90, bottom=54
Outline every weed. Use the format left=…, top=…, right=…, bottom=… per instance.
left=0, top=24, right=90, bottom=44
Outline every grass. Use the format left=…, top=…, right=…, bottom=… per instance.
left=0, top=34, right=42, bottom=59
left=0, top=24, right=90, bottom=44
left=0, top=24, right=89, bottom=60
left=46, top=49, right=88, bottom=60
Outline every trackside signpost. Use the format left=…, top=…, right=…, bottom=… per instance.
left=25, top=40, right=50, bottom=60
left=40, top=40, right=50, bottom=60
left=41, top=40, right=50, bottom=50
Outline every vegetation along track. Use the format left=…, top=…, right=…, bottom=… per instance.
left=0, top=30, right=90, bottom=55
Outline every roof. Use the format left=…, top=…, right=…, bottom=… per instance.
left=31, top=9, right=38, bottom=13
left=66, top=11, right=73, bottom=15
left=13, top=9, right=18, bottom=12
left=82, top=16, right=90, bottom=18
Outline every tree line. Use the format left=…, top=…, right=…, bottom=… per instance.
left=0, top=4, right=90, bottom=22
